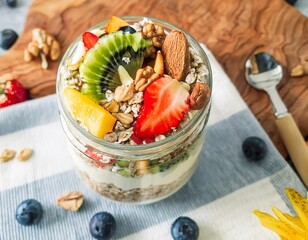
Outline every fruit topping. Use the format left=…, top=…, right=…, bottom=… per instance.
left=82, top=31, right=99, bottom=51
left=0, top=79, right=28, bottom=108
left=15, top=199, right=43, bottom=226
left=153, top=50, right=164, bottom=76
left=242, top=136, right=267, bottom=160
left=162, top=30, right=190, bottom=81
left=106, top=16, right=129, bottom=34
left=79, top=31, right=151, bottom=102
left=133, top=77, right=189, bottom=138
left=0, top=29, right=18, bottom=50
left=171, top=216, right=199, bottom=240
left=64, top=88, right=117, bottom=139
left=89, top=211, right=116, bottom=240
left=119, top=26, right=137, bottom=34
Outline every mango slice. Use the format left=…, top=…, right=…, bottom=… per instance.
left=106, top=16, right=129, bottom=33
left=64, top=88, right=116, bottom=139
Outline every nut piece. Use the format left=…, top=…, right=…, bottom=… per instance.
left=27, top=42, right=39, bottom=57
left=142, top=23, right=166, bottom=48
left=24, top=49, right=33, bottom=62
left=0, top=149, right=16, bottom=162
left=134, top=66, right=160, bottom=92
left=41, top=43, right=49, bottom=56
left=112, top=113, right=134, bottom=125
left=17, top=148, right=33, bottom=161
left=290, top=65, right=305, bottom=77
left=114, top=83, right=134, bottom=102
left=23, top=28, right=61, bottom=68
left=50, top=40, right=60, bottom=61
left=162, top=30, right=190, bottom=81
left=189, top=82, right=211, bottom=110
left=56, top=191, right=83, bottom=211
left=153, top=50, right=164, bottom=76
left=135, top=160, right=149, bottom=175
left=107, top=101, right=119, bottom=113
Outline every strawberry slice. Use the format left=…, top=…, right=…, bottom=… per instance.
left=133, top=77, right=189, bottom=138
left=0, top=79, right=28, bottom=108
left=82, top=32, right=99, bottom=51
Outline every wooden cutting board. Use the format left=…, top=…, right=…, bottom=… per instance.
left=0, top=0, right=307, bottom=158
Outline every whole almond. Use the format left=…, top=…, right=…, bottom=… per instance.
left=162, top=30, right=190, bottom=81
left=189, top=82, right=211, bottom=110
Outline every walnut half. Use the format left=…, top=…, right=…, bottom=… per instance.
left=134, top=66, right=160, bottom=92
left=189, top=82, right=211, bottom=110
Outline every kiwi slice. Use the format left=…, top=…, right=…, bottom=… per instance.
left=79, top=31, right=151, bottom=102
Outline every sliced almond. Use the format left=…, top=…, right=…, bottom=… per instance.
left=0, top=149, right=16, bottom=162
left=17, top=148, right=33, bottom=161
left=56, top=191, right=83, bottom=211
left=162, top=30, right=190, bottom=81
left=135, top=160, right=149, bottom=175
left=107, top=101, right=120, bottom=113
left=290, top=65, right=305, bottom=77
left=153, top=50, right=164, bottom=76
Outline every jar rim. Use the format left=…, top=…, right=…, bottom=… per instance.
left=56, top=16, right=212, bottom=154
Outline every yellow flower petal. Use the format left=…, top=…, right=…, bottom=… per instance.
left=286, top=188, right=308, bottom=230
left=253, top=210, right=304, bottom=240
left=283, top=213, right=305, bottom=230
left=272, top=207, right=306, bottom=237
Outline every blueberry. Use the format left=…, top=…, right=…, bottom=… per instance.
left=89, top=212, right=116, bottom=240
left=0, top=29, right=18, bottom=50
left=15, top=199, right=43, bottom=226
left=171, top=216, right=199, bottom=240
left=285, top=0, right=297, bottom=5
left=6, top=0, right=17, bottom=8
left=242, top=136, right=267, bottom=161
left=119, top=26, right=136, bottom=34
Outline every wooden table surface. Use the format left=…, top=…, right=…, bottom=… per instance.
left=0, top=0, right=307, bottom=158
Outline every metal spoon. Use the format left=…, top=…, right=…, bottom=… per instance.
left=245, top=52, right=308, bottom=187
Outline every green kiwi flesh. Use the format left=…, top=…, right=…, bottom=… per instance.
left=79, top=31, right=151, bottom=102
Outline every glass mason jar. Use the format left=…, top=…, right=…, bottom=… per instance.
left=56, top=16, right=212, bottom=204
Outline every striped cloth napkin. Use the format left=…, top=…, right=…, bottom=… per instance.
left=0, top=46, right=305, bottom=240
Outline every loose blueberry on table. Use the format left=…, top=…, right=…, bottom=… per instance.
left=285, top=0, right=297, bottom=5
left=89, top=211, right=116, bottom=240
left=15, top=199, right=43, bottom=226
left=242, top=136, right=267, bottom=161
left=6, top=0, right=17, bottom=8
left=0, top=29, right=18, bottom=50
left=171, top=216, right=199, bottom=240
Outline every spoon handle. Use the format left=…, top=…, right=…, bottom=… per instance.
left=275, top=113, right=308, bottom=187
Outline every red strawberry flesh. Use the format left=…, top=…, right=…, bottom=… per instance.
left=133, top=77, right=189, bottom=138
left=0, top=80, right=28, bottom=108
left=82, top=32, right=99, bottom=51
